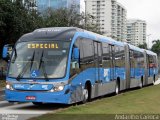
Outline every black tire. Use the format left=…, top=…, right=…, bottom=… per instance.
left=32, top=102, right=43, bottom=106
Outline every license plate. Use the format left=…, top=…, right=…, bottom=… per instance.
left=26, top=96, right=36, bottom=100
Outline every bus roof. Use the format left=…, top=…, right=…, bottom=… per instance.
left=125, top=43, right=145, bottom=53
left=74, top=30, right=125, bottom=47
left=18, top=27, right=82, bottom=42
left=18, top=27, right=125, bottom=47
left=145, top=49, right=157, bottom=56
left=17, top=27, right=156, bottom=56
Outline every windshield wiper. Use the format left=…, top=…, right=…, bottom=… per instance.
left=38, top=50, right=49, bottom=81
left=38, top=51, right=49, bottom=81
left=16, top=51, right=35, bottom=81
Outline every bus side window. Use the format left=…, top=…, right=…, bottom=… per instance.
left=71, top=46, right=80, bottom=69
left=70, top=39, right=81, bottom=77
left=70, top=38, right=94, bottom=78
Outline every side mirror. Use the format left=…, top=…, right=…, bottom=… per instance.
left=73, top=48, right=79, bottom=60
left=2, top=44, right=13, bottom=60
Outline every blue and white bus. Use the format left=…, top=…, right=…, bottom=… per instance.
left=2, top=27, right=159, bottom=105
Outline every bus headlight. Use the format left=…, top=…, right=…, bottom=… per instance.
left=6, top=84, right=10, bottom=89
left=54, top=85, right=64, bottom=91
left=6, top=82, right=14, bottom=90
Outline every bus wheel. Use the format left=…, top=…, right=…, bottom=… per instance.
left=32, top=102, right=43, bottom=106
left=82, top=88, right=89, bottom=103
left=115, top=82, right=120, bottom=95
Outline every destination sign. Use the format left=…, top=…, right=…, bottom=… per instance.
left=27, top=43, right=59, bottom=49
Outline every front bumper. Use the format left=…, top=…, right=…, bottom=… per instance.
left=5, top=90, right=71, bottom=104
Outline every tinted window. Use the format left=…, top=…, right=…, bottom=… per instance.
left=102, top=43, right=110, bottom=68
left=148, top=55, right=156, bottom=68
left=133, top=51, right=144, bottom=68
left=70, top=38, right=94, bottom=77
left=115, top=46, right=125, bottom=68
left=82, top=39, right=94, bottom=62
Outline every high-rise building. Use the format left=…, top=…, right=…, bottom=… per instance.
left=127, top=19, right=146, bottom=46
left=85, top=0, right=127, bottom=41
left=36, top=0, right=85, bottom=14
left=85, top=0, right=112, bottom=37
left=116, top=2, right=127, bottom=42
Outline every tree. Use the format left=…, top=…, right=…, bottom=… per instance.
left=151, top=40, right=160, bottom=56
left=0, top=0, right=44, bottom=55
left=0, top=0, right=16, bottom=56
left=138, top=43, right=148, bottom=49
left=41, top=8, right=100, bottom=34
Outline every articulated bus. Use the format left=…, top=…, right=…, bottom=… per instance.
left=2, top=27, right=158, bottom=105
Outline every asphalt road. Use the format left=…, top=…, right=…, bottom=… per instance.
left=0, top=89, right=69, bottom=120
left=0, top=100, right=69, bottom=120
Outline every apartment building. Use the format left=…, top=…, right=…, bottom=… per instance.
left=116, top=2, right=127, bottom=42
left=85, top=0, right=112, bottom=36
left=127, top=19, right=146, bottom=46
left=85, top=0, right=127, bottom=41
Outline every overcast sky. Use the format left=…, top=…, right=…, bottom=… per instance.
left=117, top=0, right=160, bottom=47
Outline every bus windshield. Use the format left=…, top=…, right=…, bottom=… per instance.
left=8, top=41, right=70, bottom=79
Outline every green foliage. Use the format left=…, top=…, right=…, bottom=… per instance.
left=151, top=40, right=160, bottom=56
left=138, top=43, right=148, bottom=49
left=30, top=85, right=160, bottom=120
left=41, top=8, right=100, bottom=33
left=0, top=0, right=44, bottom=56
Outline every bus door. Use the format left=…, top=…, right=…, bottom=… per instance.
left=94, top=41, right=102, bottom=97
left=110, top=45, right=115, bottom=80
